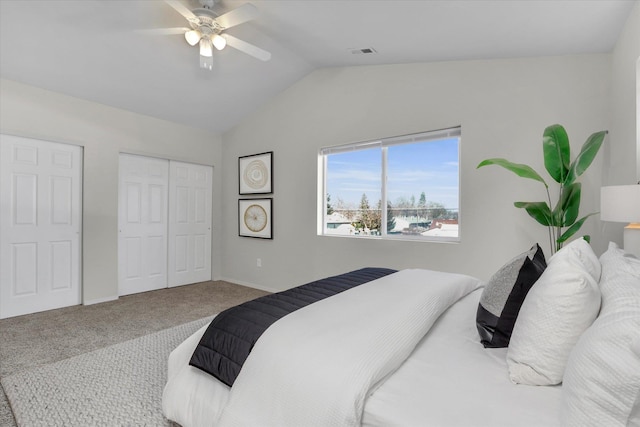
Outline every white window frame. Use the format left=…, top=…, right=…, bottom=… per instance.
left=318, top=127, right=461, bottom=242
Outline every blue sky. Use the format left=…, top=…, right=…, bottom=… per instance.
left=326, top=138, right=459, bottom=209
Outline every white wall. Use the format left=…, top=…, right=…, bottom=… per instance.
left=603, top=2, right=640, bottom=246
left=2, top=47, right=632, bottom=301
left=610, top=1, right=640, bottom=185
left=0, top=79, right=223, bottom=304
left=220, top=54, right=612, bottom=291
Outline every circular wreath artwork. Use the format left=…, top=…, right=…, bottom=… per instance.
left=243, top=160, right=269, bottom=190
left=244, top=204, right=268, bottom=232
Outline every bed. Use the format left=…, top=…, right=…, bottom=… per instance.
left=162, top=240, right=640, bottom=427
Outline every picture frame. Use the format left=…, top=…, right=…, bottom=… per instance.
left=238, top=198, right=273, bottom=239
left=239, top=151, right=273, bottom=195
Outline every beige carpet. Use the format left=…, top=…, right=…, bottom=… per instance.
left=0, top=281, right=268, bottom=427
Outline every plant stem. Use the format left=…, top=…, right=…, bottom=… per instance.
left=545, top=187, right=555, bottom=256
left=556, top=185, right=564, bottom=254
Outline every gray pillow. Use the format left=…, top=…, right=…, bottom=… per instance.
left=476, top=244, right=546, bottom=348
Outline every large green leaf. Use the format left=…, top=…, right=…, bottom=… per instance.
left=553, top=182, right=581, bottom=227
left=477, top=158, right=548, bottom=188
left=514, top=201, right=552, bottom=226
left=565, top=130, right=607, bottom=185
left=543, top=124, right=571, bottom=184
left=557, top=212, right=598, bottom=243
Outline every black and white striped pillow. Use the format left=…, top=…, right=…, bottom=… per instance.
left=476, top=243, right=546, bottom=348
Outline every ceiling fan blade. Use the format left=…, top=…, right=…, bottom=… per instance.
left=164, top=0, right=198, bottom=21
left=136, top=27, right=190, bottom=35
left=215, top=3, right=258, bottom=29
left=224, top=34, right=271, bottom=61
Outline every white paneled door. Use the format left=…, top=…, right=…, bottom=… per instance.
left=118, top=154, right=169, bottom=296
left=118, top=155, right=212, bottom=296
left=0, top=135, right=82, bottom=319
left=168, top=161, right=212, bottom=287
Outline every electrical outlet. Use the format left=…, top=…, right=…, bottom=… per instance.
left=257, top=258, right=262, bottom=267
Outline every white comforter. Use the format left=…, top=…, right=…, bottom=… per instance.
left=216, top=268, right=482, bottom=427
left=164, top=269, right=565, bottom=427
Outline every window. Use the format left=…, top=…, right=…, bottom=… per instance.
left=319, top=127, right=460, bottom=241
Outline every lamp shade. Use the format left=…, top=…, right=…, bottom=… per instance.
left=212, top=34, right=226, bottom=50
left=199, top=37, right=213, bottom=57
left=184, top=30, right=201, bottom=46
left=600, top=185, right=640, bottom=223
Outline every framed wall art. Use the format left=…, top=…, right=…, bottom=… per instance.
left=239, top=198, right=272, bottom=239
left=239, top=151, right=273, bottom=195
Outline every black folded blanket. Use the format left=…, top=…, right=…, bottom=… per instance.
left=189, top=267, right=397, bottom=386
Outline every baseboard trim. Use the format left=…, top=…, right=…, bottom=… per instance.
left=83, top=295, right=119, bottom=306
left=217, top=276, right=276, bottom=293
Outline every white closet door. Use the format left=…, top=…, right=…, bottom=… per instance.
left=0, top=134, right=82, bottom=319
left=168, top=161, right=212, bottom=287
left=118, top=154, right=169, bottom=296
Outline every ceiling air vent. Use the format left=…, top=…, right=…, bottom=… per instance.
left=349, top=47, right=377, bottom=55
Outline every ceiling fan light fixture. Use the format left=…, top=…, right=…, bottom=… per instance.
left=199, top=37, right=213, bottom=57
left=160, top=0, right=271, bottom=64
left=200, top=54, right=213, bottom=70
left=184, top=29, right=202, bottom=46
left=212, top=34, right=226, bottom=50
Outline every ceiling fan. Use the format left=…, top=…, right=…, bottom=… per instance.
left=142, top=0, right=271, bottom=70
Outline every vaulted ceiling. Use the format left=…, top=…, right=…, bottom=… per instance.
left=0, top=0, right=636, bottom=134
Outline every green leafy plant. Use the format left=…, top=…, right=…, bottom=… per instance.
left=477, top=124, right=607, bottom=255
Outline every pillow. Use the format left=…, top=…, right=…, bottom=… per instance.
left=598, top=242, right=639, bottom=314
left=507, top=238, right=601, bottom=386
left=476, top=243, right=546, bottom=348
left=561, top=242, right=640, bottom=426
left=555, top=235, right=602, bottom=283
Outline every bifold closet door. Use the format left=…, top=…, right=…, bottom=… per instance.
left=0, top=134, right=82, bottom=319
left=118, top=154, right=169, bottom=296
left=168, top=161, right=212, bottom=287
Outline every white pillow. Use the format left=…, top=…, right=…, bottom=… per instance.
left=562, top=242, right=640, bottom=426
left=507, top=238, right=601, bottom=386
left=598, top=242, right=640, bottom=315
left=552, top=237, right=601, bottom=282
